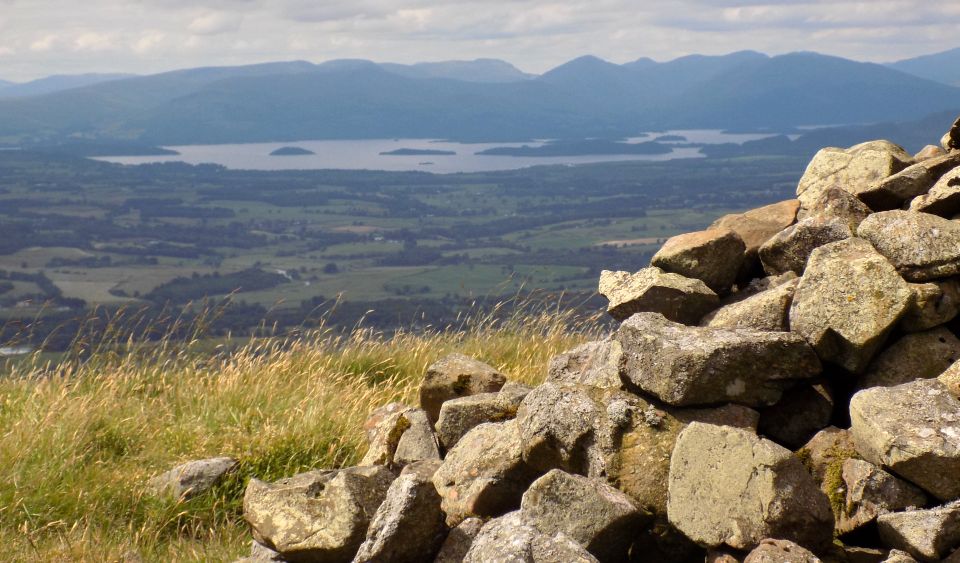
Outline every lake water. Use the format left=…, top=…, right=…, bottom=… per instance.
left=95, top=130, right=781, bottom=174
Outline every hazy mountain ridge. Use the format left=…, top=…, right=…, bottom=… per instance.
left=0, top=73, right=134, bottom=99
left=888, top=47, right=960, bottom=86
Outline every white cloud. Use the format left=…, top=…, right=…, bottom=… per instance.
left=29, top=34, right=58, bottom=52
left=74, top=32, right=115, bottom=51
left=0, top=46, right=13, bottom=56
left=132, top=31, right=166, bottom=54
left=188, top=11, right=243, bottom=35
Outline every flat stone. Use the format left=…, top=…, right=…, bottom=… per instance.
left=546, top=339, right=624, bottom=390
left=616, top=312, right=821, bottom=407
left=701, top=278, right=798, bottom=331
left=394, top=408, right=441, bottom=467
left=837, top=459, right=928, bottom=535
left=796, top=141, right=913, bottom=210
left=463, top=511, right=599, bottom=563
left=436, top=389, right=524, bottom=451
left=801, top=187, right=873, bottom=231
left=743, top=538, right=822, bottom=562
left=147, top=456, right=238, bottom=500
left=859, top=327, right=960, bottom=389
left=759, top=216, right=852, bottom=275
left=758, top=381, right=834, bottom=448
left=419, top=353, right=506, bottom=424
left=651, top=228, right=746, bottom=293
left=861, top=153, right=960, bottom=210
left=909, top=165, right=960, bottom=216
left=850, top=379, right=960, bottom=501
left=710, top=199, right=801, bottom=257
left=243, top=465, right=395, bottom=563
left=901, top=280, right=960, bottom=332
left=877, top=503, right=960, bottom=562
left=599, top=266, right=718, bottom=324
left=433, top=517, right=484, bottom=563
left=857, top=210, right=960, bottom=282
left=789, top=237, right=913, bottom=373
left=667, top=423, right=834, bottom=552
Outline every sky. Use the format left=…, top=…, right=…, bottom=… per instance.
left=1, top=0, right=959, bottom=82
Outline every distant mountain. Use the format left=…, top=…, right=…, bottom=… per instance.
left=379, top=59, right=533, bottom=83
left=0, top=79, right=12, bottom=89
left=0, top=73, right=133, bottom=99
left=888, top=47, right=960, bottom=87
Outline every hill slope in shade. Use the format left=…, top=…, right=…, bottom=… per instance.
left=0, top=73, right=134, bottom=99
left=888, top=47, right=960, bottom=86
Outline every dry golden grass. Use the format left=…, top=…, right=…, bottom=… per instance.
left=0, top=299, right=600, bottom=562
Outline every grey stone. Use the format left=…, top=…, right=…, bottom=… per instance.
left=877, top=503, right=960, bottom=562
left=882, top=550, right=920, bottom=563
left=436, top=389, right=524, bottom=451
left=916, top=145, right=946, bottom=161
left=431, top=420, right=539, bottom=526
left=463, top=512, right=599, bottom=563
left=909, top=165, right=960, bottom=217
left=796, top=140, right=913, bottom=210
left=233, top=541, right=286, bottom=563
left=850, top=379, right=960, bottom=501
left=361, top=403, right=413, bottom=467
left=520, top=469, right=648, bottom=562
left=758, top=381, right=834, bottom=448
left=419, top=353, right=506, bottom=424
left=433, top=517, right=483, bottom=563
left=243, top=465, right=395, bottom=563
left=709, top=199, right=801, bottom=258
left=599, top=267, right=718, bottom=324
left=546, top=339, right=624, bottom=390
left=651, top=228, right=747, bottom=293
left=901, top=280, right=960, bottom=332
left=789, top=238, right=913, bottom=373
left=705, top=549, right=741, bottom=563
left=759, top=216, right=852, bottom=275
left=743, top=539, right=821, bottom=563
left=147, top=456, right=238, bottom=500
left=860, top=153, right=960, bottom=210
left=836, top=459, right=928, bottom=535
left=395, top=408, right=442, bottom=467
left=353, top=460, right=447, bottom=563
left=667, top=422, right=834, bottom=552
left=859, top=327, right=960, bottom=389
left=857, top=210, right=960, bottom=282
left=801, top=187, right=873, bottom=231
left=616, top=312, right=821, bottom=407
left=941, top=361, right=960, bottom=399
left=701, top=278, right=798, bottom=331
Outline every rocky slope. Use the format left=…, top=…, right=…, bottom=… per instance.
left=152, top=118, right=960, bottom=562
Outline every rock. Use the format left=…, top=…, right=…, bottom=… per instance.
left=709, top=199, right=801, bottom=257
left=599, top=267, right=718, bottom=324
left=361, top=403, right=413, bottom=467
left=706, top=549, right=741, bottom=563
left=394, top=408, right=442, bottom=466
left=520, top=469, right=648, bottom=561
left=700, top=278, right=798, bottom=331
left=844, top=546, right=890, bottom=563
left=916, top=145, right=946, bottom=161
left=858, top=327, right=960, bottom=389
left=431, top=420, right=539, bottom=526
left=353, top=460, right=447, bottom=563
left=436, top=388, right=525, bottom=451
left=877, top=503, right=960, bottom=562
left=901, top=280, right=960, bottom=332
left=796, top=141, right=913, bottom=210
left=147, top=456, right=238, bottom=500
left=796, top=427, right=861, bottom=519
left=857, top=210, right=960, bottom=282
left=243, top=465, right=395, bottom=563
left=758, top=381, right=834, bottom=448
left=802, top=187, right=873, bottom=231
left=849, top=379, right=960, bottom=501
left=463, top=512, right=599, bottom=563
left=789, top=238, right=913, bottom=373
left=651, top=228, right=746, bottom=293
left=861, top=153, right=960, bottom=210
left=882, top=550, right=920, bottom=563
left=941, top=362, right=960, bottom=399
left=909, top=165, right=960, bottom=217
left=944, top=116, right=960, bottom=151
left=836, top=458, right=928, bottom=535
left=758, top=216, right=852, bottom=275
left=234, top=540, right=286, bottom=563
left=545, top=339, right=624, bottom=390
left=419, top=353, right=506, bottom=424
left=498, top=381, right=532, bottom=404
left=433, top=517, right=484, bottom=563
left=743, top=538, right=822, bottom=562
left=616, top=312, right=821, bottom=407
left=667, top=422, right=834, bottom=552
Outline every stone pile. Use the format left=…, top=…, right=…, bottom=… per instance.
left=156, top=117, right=960, bottom=562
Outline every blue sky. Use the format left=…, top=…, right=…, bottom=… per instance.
left=1, top=0, right=958, bottom=81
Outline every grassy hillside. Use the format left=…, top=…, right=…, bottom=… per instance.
left=0, top=302, right=598, bottom=561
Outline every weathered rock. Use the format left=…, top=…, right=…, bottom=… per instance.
left=796, top=427, right=861, bottom=518
left=433, top=517, right=484, bottom=563
left=147, top=456, right=238, bottom=500
left=946, top=548, right=960, bottom=563
left=877, top=503, right=960, bottom=562
left=759, top=216, right=852, bottom=275
left=234, top=540, right=286, bottom=563
left=859, top=327, right=960, bottom=389
left=243, top=465, right=395, bottom=563
left=546, top=339, right=624, bottom=390
left=882, top=550, right=920, bottom=563
left=710, top=199, right=801, bottom=257
left=616, top=312, right=821, bottom=407
left=667, top=423, right=834, bottom=552
left=353, top=460, right=447, bottom=563
left=941, top=361, right=960, bottom=399
left=916, top=145, right=946, bottom=161
left=901, top=279, right=960, bottom=332
left=861, top=153, right=960, bottom=210
left=836, top=458, right=928, bottom=535
left=789, top=237, right=913, bottom=373
left=361, top=403, right=412, bottom=467
left=431, top=420, right=539, bottom=526
left=705, top=549, right=741, bottom=563
left=520, top=469, right=648, bottom=562
left=701, top=278, right=798, bottom=331
left=463, top=511, right=599, bottom=563
left=436, top=388, right=525, bottom=451
left=498, top=381, right=532, bottom=405
left=758, top=381, right=834, bottom=448
left=743, top=538, right=821, bottom=563
left=850, top=379, right=960, bottom=501
left=842, top=546, right=890, bottom=563
left=419, top=353, right=506, bottom=424
left=599, top=267, right=719, bottom=324
left=944, top=117, right=960, bottom=152
left=651, top=228, right=747, bottom=293
left=802, top=187, right=873, bottom=231
left=796, top=141, right=913, bottom=210
left=909, top=165, right=960, bottom=217
left=394, top=408, right=441, bottom=467
left=857, top=210, right=960, bottom=282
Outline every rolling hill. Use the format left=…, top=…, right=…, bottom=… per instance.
left=0, top=73, right=133, bottom=99
left=888, top=47, right=960, bottom=87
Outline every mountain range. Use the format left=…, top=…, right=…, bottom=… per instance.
left=2, top=49, right=959, bottom=146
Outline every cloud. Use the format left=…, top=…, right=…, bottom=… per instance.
left=74, top=32, right=115, bottom=51
left=188, top=11, right=243, bottom=35
left=29, top=34, right=58, bottom=53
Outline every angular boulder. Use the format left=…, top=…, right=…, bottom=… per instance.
left=147, top=456, right=237, bottom=500
left=546, top=339, right=624, bottom=390
left=700, top=277, right=798, bottom=331
left=743, top=538, right=822, bottom=563
left=909, top=165, right=960, bottom=217
left=758, top=381, right=834, bottom=448
left=758, top=216, right=852, bottom=275
left=837, top=458, right=928, bottom=535
left=434, top=517, right=484, bottom=563
left=802, top=186, right=872, bottom=231
left=436, top=387, right=525, bottom=451
left=361, top=403, right=413, bottom=467
left=861, top=153, right=960, bottom=210
left=667, top=422, right=834, bottom=552
left=858, top=327, right=960, bottom=389
left=945, top=117, right=960, bottom=151
left=901, top=280, right=960, bottom=332
left=419, top=353, right=506, bottom=423
left=941, top=362, right=960, bottom=399
left=796, top=141, right=913, bottom=210
left=849, top=379, right=960, bottom=501
left=394, top=408, right=441, bottom=467
left=789, top=238, right=913, bottom=373
left=709, top=199, right=801, bottom=257
left=877, top=503, right=960, bottom=562
left=463, top=511, right=599, bottom=563
left=599, top=267, right=718, bottom=324
left=916, top=145, right=946, bottom=160
left=616, top=312, right=821, bottom=407
left=651, top=228, right=746, bottom=293
left=857, top=210, right=960, bottom=282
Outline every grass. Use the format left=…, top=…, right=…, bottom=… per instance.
left=0, top=299, right=600, bottom=561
